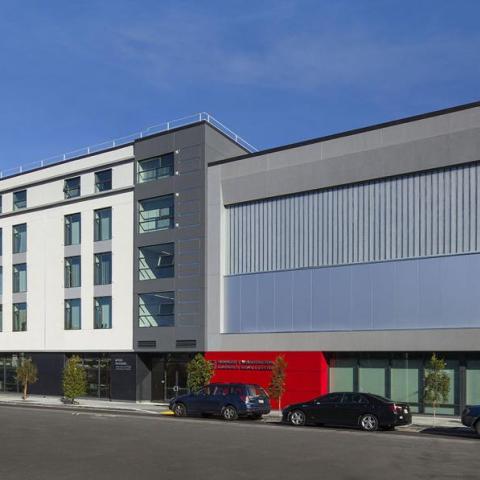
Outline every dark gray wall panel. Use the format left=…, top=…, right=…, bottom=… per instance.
left=224, top=253, right=480, bottom=333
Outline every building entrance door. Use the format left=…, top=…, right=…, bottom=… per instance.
left=151, top=356, right=189, bottom=402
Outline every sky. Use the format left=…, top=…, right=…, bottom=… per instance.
left=0, top=0, right=479, bottom=174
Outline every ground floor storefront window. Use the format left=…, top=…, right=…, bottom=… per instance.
left=66, top=354, right=111, bottom=399
left=328, top=353, right=473, bottom=415
left=0, top=354, right=23, bottom=392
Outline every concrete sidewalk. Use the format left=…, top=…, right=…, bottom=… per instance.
left=0, top=394, right=467, bottom=433
left=0, top=393, right=169, bottom=415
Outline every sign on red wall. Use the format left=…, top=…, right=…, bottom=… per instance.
left=205, top=351, right=328, bottom=409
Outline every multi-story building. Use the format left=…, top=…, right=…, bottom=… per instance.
left=2, top=102, right=480, bottom=414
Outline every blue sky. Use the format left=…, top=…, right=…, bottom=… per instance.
left=0, top=1, right=479, bottom=173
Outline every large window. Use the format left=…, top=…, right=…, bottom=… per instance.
left=12, top=224, right=27, bottom=253
left=95, top=169, right=112, bottom=192
left=139, top=243, right=174, bottom=280
left=13, top=303, right=27, bottom=331
left=65, top=299, right=81, bottom=330
left=94, top=252, right=112, bottom=285
left=137, top=153, right=174, bottom=183
left=138, top=292, right=175, bottom=327
left=65, top=256, right=81, bottom=288
left=138, top=195, right=174, bottom=233
left=13, top=190, right=27, bottom=210
left=94, top=208, right=112, bottom=242
left=64, top=177, right=80, bottom=199
left=64, top=213, right=81, bottom=245
left=12, top=264, right=27, bottom=293
left=94, top=297, right=112, bottom=329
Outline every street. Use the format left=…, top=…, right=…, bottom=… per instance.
left=0, top=406, right=478, bottom=480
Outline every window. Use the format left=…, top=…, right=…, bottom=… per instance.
left=12, top=264, right=27, bottom=293
left=95, top=169, right=112, bottom=192
left=138, top=292, right=174, bottom=327
left=64, top=177, right=80, bottom=199
left=12, top=224, right=27, bottom=253
left=0, top=267, right=2, bottom=295
left=137, top=153, right=174, bottom=183
left=13, top=302, right=27, bottom=331
left=64, top=299, right=81, bottom=330
left=94, top=208, right=112, bottom=241
left=0, top=305, right=2, bottom=332
left=0, top=228, right=2, bottom=255
left=94, top=252, right=112, bottom=285
left=64, top=213, right=81, bottom=245
left=65, top=256, right=81, bottom=288
left=94, top=297, right=112, bottom=329
left=139, top=243, right=174, bottom=280
left=13, top=190, right=27, bottom=210
left=318, top=393, right=343, bottom=404
left=138, top=195, right=174, bottom=233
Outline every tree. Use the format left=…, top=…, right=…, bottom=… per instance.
left=268, top=355, right=288, bottom=410
left=16, top=357, right=38, bottom=400
left=186, top=354, right=214, bottom=393
left=424, top=353, right=450, bottom=425
left=63, top=355, right=87, bottom=403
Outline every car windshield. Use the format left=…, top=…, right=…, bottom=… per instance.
left=247, top=385, right=268, bottom=397
left=367, top=393, right=393, bottom=403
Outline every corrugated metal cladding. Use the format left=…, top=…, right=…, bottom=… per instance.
left=226, top=162, right=480, bottom=275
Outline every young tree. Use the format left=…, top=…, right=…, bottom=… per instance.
left=63, top=355, right=87, bottom=404
left=16, top=357, right=38, bottom=400
left=424, top=353, right=450, bottom=425
left=186, top=354, right=214, bottom=393
left=268, top=355, right=288, bottom=411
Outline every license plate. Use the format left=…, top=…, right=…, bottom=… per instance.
left=258, top=399, right=264, bottom=404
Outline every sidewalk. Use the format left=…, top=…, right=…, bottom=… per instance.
left=0, top=393, right=170, bottom=416
left=0, top=394, right=467, bottom=433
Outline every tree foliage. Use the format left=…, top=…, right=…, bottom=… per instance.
left=16, top=357, right=38, bottom=400
left=268, top=355, right=288, bottom=409
left=424, top=353, right=450, bottom=423
left=186, top=354, right=214, bottom=393
left=63, top=355, right=87, bottom=403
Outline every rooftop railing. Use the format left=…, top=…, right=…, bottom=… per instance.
left=0, top=112, right=257, bottom=179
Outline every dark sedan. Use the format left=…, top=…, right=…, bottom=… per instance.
left=282, top=392, right=411, bottom=431
left=461, top=405, right=480, bottom=435
left=169, top=383, right=271, bottom=420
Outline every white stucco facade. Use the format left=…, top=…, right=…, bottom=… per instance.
left=0, top=146, right=135, bottom=352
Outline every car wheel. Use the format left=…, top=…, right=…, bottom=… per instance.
left=173, top=403, right=187, bottom=417
left=289, top=409, right=306, bottom=426
left=222, top=405, right=238, bottom=421
left=360, top=413, right=379, bottom=432
left=475, top=420, right=480, bottom=436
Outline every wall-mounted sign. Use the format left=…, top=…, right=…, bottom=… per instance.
left=212, top=359, right=274, bottom=371
left=113, top=358, right=132, bottom=372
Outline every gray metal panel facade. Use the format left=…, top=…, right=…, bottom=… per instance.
left=227, top=162, right=480, bottom=275
left=224, top=252, right=480, bottom=333
left=133, top=124, right=246, bottom=353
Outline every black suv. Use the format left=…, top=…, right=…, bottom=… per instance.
left=169, top=383, right=271, bottom=420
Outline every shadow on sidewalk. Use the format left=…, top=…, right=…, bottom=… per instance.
left=415, top=426, right=478, bottom=440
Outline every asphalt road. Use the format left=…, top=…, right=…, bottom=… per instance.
left=0, top=406, right=478, bottom=480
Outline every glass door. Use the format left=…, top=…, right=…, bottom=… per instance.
left=165, top=362, right=188, bottom=400
left=5, top=355, right=20, bottom=392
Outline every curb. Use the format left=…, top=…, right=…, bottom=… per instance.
left=0, top=400, right=168, bottom=418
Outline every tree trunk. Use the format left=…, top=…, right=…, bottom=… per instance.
left=22, top=382, right=28, bottom=400
left=432, top=402, right=436, bottom=427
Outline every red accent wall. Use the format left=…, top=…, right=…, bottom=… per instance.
left=205, top=351, right=328, bottom=409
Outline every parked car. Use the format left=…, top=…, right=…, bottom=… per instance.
left=169, top=383, right=271, bottom=420
left=461, top=405, right=480, bottom=435
left=282, top=392, right=412, bottom=431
